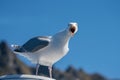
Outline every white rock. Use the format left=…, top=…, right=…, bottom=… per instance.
left=0, top=74, right=55, bottom=80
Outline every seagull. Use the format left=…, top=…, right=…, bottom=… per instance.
left=12, top=22, right=78, bottom=78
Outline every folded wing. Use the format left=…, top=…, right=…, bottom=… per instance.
left=14, top=36, right=51, bottom=53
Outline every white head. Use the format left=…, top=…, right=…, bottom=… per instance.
left=67, top=22, right=78, bottom=36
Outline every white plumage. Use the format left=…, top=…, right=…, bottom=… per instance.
left=12, top=22, right=78, bottom=78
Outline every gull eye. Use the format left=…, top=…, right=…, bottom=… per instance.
left=70, top=26, right=76, bottom=33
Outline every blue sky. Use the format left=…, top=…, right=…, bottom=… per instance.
left=0, top=0, right=120, bottom=79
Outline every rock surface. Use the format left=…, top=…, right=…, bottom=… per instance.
left=0, top=74, right=55, bottom=80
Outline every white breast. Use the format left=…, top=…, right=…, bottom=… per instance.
left=36, top=42, right=69, bottom=66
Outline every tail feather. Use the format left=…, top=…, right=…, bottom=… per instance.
left=13, top=50, right=37, bottom=64
left=11, top=44, right=21, bottom=49
left=11, top=44, right=37, bottom=64
left=11, top=44, right=27, bottom=52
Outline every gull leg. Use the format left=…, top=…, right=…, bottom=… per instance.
left=36, top=64, right=40, bottom=75
left=48, top=66, right=52, bottom=78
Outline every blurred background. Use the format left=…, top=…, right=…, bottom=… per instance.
left=0, top=0, right=120, bottom=80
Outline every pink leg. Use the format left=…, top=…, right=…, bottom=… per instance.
left=48, top=66, right=52, bottom=78
left=36, top=64, right=40, bottom=75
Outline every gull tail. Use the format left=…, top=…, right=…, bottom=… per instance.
left=11, top=44, right=28, bottom=57
left=11, top=44, right=35, bottom=63
left=11, top=44, right=26, bottom=52
left=11, top=44, right=21, bottom=50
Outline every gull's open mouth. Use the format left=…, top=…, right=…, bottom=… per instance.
left=70, top=26, right=76, bottom=33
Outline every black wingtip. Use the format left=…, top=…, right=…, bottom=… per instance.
left=14, top=47, right=27, bottom=53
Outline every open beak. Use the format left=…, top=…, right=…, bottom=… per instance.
left=69, top=26, right=76, bottom=36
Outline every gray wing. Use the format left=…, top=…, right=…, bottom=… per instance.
left=15, top=36, right=51, bottom=52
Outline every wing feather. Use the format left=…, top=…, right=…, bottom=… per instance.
left=15, top=36, right=51, bottom=52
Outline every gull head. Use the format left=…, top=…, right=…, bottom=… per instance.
left=67, top=22, right=78, bottom=36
